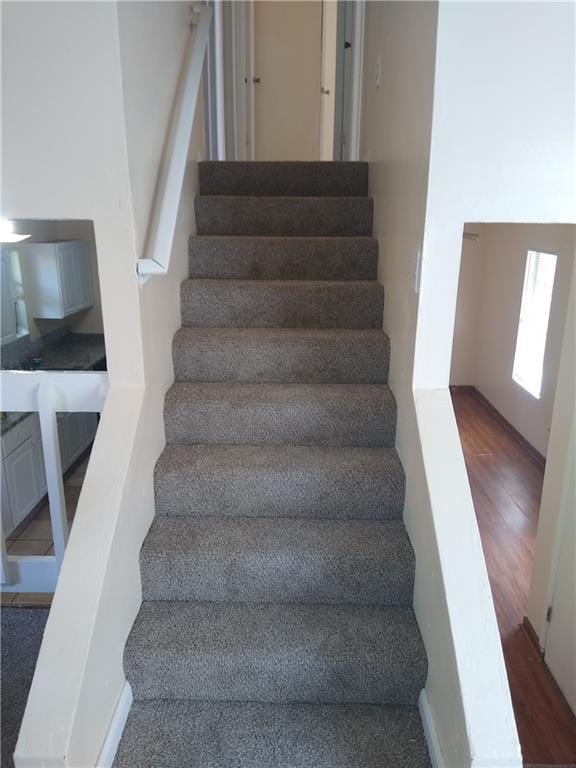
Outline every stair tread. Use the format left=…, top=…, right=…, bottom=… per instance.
left=173, top=327, right=389, bottom=384
left=199, top=160, right=369, bottom=197
left=141, top=516, right=414, bottom=605
left=125, top=601, right=427, bottom=705
left=183, top=278, right=380, bottom=287
left=180, top=279, right=384, bottom=329
left=155, top=444, right=405, bottom=520
left=164, top=382, right=396, bottom=447
left=188, top=235, right=378, bottom=280
left=115, top=700, right=431, bottom=768
left=195, top=196, right=373, bottom=236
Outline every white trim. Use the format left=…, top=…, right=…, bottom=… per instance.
left=419, top=689, right=445, bottom=768
left=213, top=0, right=226, bottom=160
left=248, top=0, right=256, bottom=161
left=349, top=0, right=365, bottom=161
left=96, top=682, right=133, bottom=768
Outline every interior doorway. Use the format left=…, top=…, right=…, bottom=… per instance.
left=450, top=223, right=576, bottom=764
left=219, top=0, right=365, bottom=162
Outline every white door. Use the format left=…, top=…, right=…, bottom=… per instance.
left=253, top=1, right=322, bottom=160
left=319, top=0, right=338, bottom=160
left=78, top=245, right=93, bottom=308
left=543, top=428, right=576, bottom=715
left=4, top=438, right=43, bottom=531
left=1, top=462, right=14, bottom=536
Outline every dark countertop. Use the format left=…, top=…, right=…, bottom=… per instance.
left=1, top=333, right=106, bottom=437
left=3, top=333, right=106, bottom=373
left=28, top=333, right=106, bottom=372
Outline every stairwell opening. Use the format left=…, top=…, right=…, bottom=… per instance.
left=449, top=222, right=576, bottom=763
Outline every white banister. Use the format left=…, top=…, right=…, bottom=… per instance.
left=37, top=380, right=69, bottom=566
left=0, top=370, right=108, bottom=592
left=137, top=5, right=213, bottom=277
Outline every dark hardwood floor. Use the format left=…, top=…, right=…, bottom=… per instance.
left=452, top=388, right=576, bottom=765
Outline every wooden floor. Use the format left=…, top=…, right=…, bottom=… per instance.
left=452, top=389, right=576, bottom=765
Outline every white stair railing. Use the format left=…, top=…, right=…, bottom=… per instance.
left=137, top=5, right=213, bottom=277
left=0, top=371, right=108, bottom=592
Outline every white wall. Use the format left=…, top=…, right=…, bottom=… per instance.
left=3, top=2, right=204, bottom=765
left=451, top=224, right=575, bottom=456
left=414, top=2, right=576, bottom=765
left=116, top=2, right=192, bottom=256
left=449, top=229, right=483, bottom=386
left=1, top=0, right=144, bottom=389
left=527, top=267, right=575, bottom=713
left=254, top=1, right=321, bottom=160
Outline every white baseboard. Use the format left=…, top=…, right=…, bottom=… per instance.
left=97, top=682, right=133, bottom=768
left=419, top=689, right=445, bottom=768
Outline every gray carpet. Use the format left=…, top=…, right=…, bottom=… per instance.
left=180, top=279, right=384, bottom=328
left=1, top=607, right=48, bottom=768
left=189, top=236, right=378, bottom=280
left=199, top=160, right=369, bottom=197
left=195, top=196, right=373, bottom=237
left=116, top=161, right=430, bottom=767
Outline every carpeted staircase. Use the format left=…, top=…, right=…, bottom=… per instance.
left=115, top=161, right=430, bottom=768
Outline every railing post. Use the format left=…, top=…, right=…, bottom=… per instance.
left=0, top=526, right=13, bottom=586
left=38, top=380, right=69, bottom=568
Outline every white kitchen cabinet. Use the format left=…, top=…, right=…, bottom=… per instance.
left=19, top=240, right=94, bottom=319
left=1, top=462, right=13, bottom=534
left=3, top=434, right=45, bottom=532
left=1, top=411, right=97, bottom=538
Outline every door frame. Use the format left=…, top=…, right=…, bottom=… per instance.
left=204, top=0, right=226, bottom=160
left=217, top=0, right=254, bottom=161
left=333, top=0, right=365, bottom=161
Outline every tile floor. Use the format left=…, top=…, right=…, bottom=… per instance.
left=3, top=457, right=89, bottom=606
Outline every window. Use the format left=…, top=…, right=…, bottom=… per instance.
left=1, top=246, right=29, bottom=344
left=512, top=250, right=557, bottom=399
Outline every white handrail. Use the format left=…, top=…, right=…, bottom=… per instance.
left=137, top=5, right=213, bottom=277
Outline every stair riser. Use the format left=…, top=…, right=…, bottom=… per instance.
left=195, top=197, right=373, bottom=237
left=180, top=282, right=384, bottom=329
left=199, top=161, right=369, bottom=197
left=155, top=454, right=405, bottom=520
left=128, top=649, right=423, bottom=706
left=188, top=237, right=378, bottom=281
left=164, top=388, right=397, bottom=448
left=115, top=701, right=432, bottom=768
left=141, top=556, right=413, bottom=605
left=173, top=333, right=389, bottom=383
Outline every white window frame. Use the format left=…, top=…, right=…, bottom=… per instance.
left=512, top=249, right=558, bottom=399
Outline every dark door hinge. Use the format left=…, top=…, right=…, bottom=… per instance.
left=546, top=605, right=553, bottom=622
